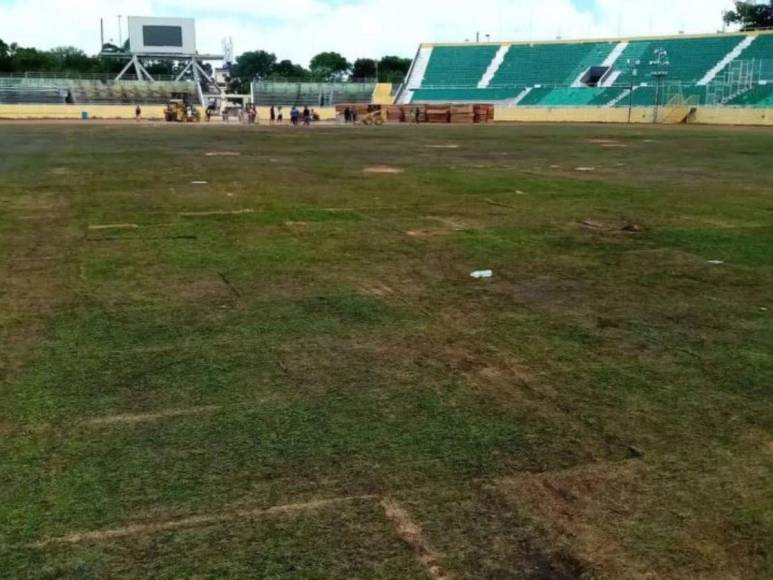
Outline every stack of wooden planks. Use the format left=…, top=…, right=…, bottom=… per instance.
left=334, top=103, right=493, bottom=124
left=449, top=105, right=475, bottom=124
left=473, top=104, right=495, bottom=123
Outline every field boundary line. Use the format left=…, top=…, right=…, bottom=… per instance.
left=33, top=495, right=377, bottom=547
left=380, top=497, right=452, bottom=580
left=83, top=405, right=224, bottom=426
left=81, top=398, right=283, bottom=427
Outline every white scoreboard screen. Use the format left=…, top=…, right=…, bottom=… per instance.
left=128, top=17, right=196, bottom=55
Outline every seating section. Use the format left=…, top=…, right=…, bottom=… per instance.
left=490, top=42, right=614, bottom=87
left=421, top=46, right=499, bottom=87
left=252, top=82, right=376, bottom=106
left=613, top=35, right=742, bottom=86
left=0, top=77, right=197, bottom=105
left=406, top=32, right=773, bottom=108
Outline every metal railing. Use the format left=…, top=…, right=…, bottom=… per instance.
left=0, top=71, right=182, bottom=82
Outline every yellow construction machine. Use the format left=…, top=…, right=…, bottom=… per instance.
left=164, top=99, right=201, bottom=123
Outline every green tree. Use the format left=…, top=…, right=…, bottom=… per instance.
left=9, top=46, right=54, bottom=72
left=377, top=56, right=412, bottom=83
left=49, top=47, right=96, bottom=72
left=309, top=51, right=351, bottom=81
left=724, top=1, right=773, bottom=30
left=0, top=39, right=12, bottom=72
left=270, top=59, right=309, bottom=80
left=351, top=58, right=377, bottom=80
left=234, top=50, right=277, bottom=81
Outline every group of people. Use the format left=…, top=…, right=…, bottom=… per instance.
left=342, top=106, right=359, bottom=123
left=270, top=105, right=315, bottom=126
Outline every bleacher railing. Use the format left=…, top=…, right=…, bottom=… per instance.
left=0, top=72, right=183, bottom=82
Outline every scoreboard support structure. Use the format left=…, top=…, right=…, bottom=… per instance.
left=100, top=16, right=224, bottom=105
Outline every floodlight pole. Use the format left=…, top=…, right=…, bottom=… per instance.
left=627, top=59, right=639, bottom=124
left=650, top=48, right=670, bottom=123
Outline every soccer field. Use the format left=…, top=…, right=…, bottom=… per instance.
left=1, top=122, right=772, bottom=578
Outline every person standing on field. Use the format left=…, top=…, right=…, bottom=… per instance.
left=135, top=105, right=142, bottom=121
left=270, top=105, right=276, bottom=124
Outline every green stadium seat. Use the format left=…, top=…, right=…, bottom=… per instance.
left=422, top=46, right=499, bottom=88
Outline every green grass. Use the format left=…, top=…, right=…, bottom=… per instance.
left=1, top=122, right=772, bottom=578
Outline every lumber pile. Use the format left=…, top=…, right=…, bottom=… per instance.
left=334, top=103, right=493, bottom=124
left=449, top=105, right=475, bottom=124
left=425, top=105, right=450, bottom=124
left=474, top=104, right=494, bottom=123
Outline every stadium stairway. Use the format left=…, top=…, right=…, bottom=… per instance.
left=397, top=46, right=433, bottom=104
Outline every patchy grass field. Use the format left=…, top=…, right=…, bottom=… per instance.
left=1, top=122, right=772, bottom=578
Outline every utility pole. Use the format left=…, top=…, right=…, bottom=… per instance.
left=117, top=15, right=123, bottom=47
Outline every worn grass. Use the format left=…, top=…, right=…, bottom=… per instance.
left=1, top=122, right=772, bottom=578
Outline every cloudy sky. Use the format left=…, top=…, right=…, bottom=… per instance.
left=0, top=0, right=739, bottom=65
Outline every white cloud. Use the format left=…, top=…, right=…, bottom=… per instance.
left=0, top=0, right=737, bottom=66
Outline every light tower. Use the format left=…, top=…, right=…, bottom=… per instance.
left=650, top=48, right=670, bottom=123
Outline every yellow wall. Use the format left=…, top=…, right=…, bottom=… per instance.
left=0, top=104, right=166, bottom=120
left=692, top=108, right=772, bottom=126
left=3, top=103, right=770, bottom=127
left=0, top=104, right=340, bottom=122
left=494, top=106, right=773, bottom=127
left=494, top=106, right=655, bottom=124
left=372, top=84, right=395, bottom=105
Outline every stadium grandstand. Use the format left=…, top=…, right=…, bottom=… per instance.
left=397, top=31, right=773, bottom=109
left=251, top=81, right=377, bottom=107
left=0, top=73, right=197, bottom=105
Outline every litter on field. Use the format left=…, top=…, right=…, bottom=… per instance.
left=363, top=166, right=404, bottom=174
left=179, top=209, right=255, bottom=217
left=205, top=151, right=241, bottom=157
left=88, top=224, right=139, bottom=231
left=470, top=270, right=494, bottom=279
left=575, top=167, right=596, bottom=172
left=707, top=260, right=725, bottom=265
left=191, top=180, right=209, bottom=185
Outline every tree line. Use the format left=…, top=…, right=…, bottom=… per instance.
left=724, top=1, right=773, bottom=30
left=229, top=50, right=411, bottom=91
left=0, top=38, right=411, bottom=87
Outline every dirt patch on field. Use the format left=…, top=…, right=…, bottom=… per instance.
left=0, top=196, right=77, bottom=378
left=496, top=461, right=652, bottom=578
left=406, top=215, right=471, bottom=238
left=580, top=219, right=643, bottom=234
left=364, top=166, right=404, bottom=174
left=381, top=498, right=451, bottom=580
left=357, top=281, right=396, bottom=297
left=34, top=495, right=376, bottom=546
